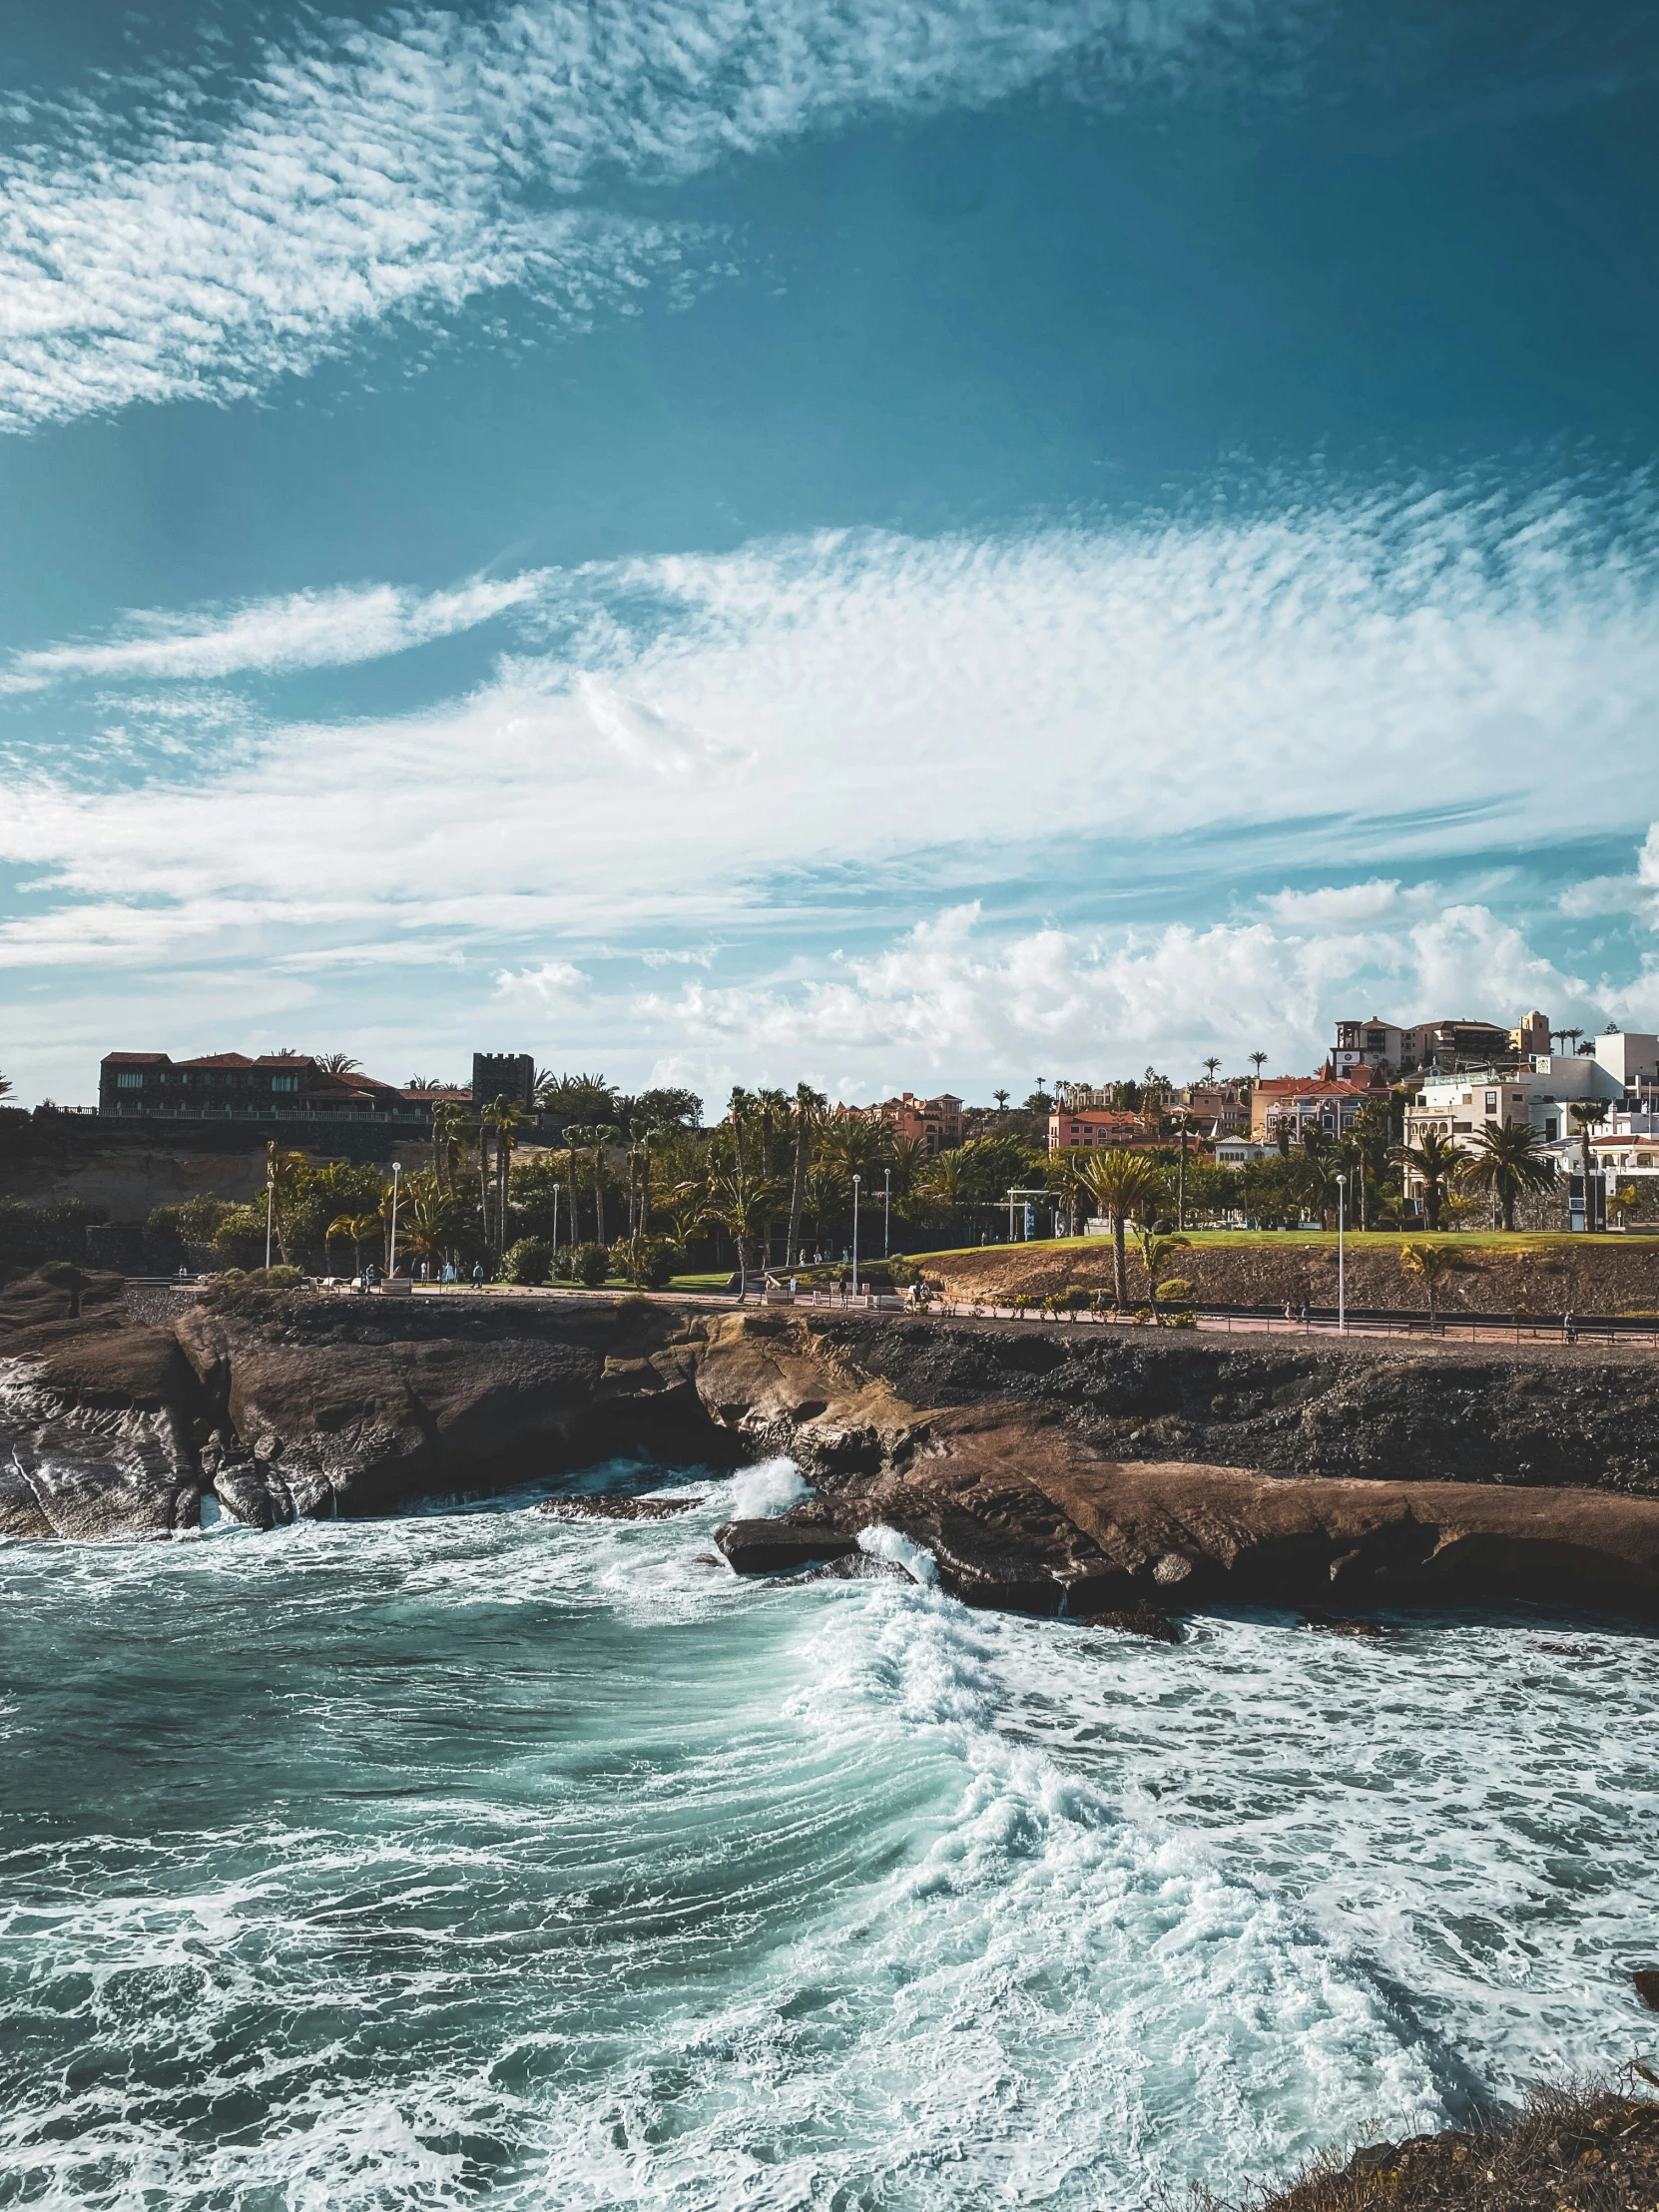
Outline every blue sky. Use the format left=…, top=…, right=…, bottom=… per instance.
left=2, top=0, right=1657, bottom=1106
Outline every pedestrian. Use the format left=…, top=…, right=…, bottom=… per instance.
left=472, top=1260, right=485, bottom=1287
left=1564, top=1308, right=1576, bottom=1344
left=1283, top=1300, right=1293, bottom=1326
left=1299, top=1301, right=1308, bottom=1331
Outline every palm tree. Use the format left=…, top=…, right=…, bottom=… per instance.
left=992, top=1089, right=1010, bottom=1113
left=1249, top=1052, right=1268, bottom=1082
left=1392, top=1128, right=1462, bottom=1232
left=581, top=1123, right=621, bottom=1247
left=1079, top=1149, right=1164, bottom=1312
left=488, top=1095, right=535, bottom=1249
left=397, top=1172, right=463, bottom=1277
left=1462, top=1121, right=1558, bottom=1231
left=325, top=1211, right=381, bottom=1274
left=265, top=1144, right=309, bottom=1266
left=1568, top=1099, right=1608, bottom=1183
left=785, top=1083, right=827, bottom=1269
left=1347, top=1103, right=1393, bottom=1231
left=316, top=1052, right=360, bottom=1074
left=1203, top=1057, right=1222, bottom=1083
left=704, top=1166, right=787, bottom=1300
left=430, top=1100, right=470, bottom=1199
left=0, top=1069, right=11, bottom=1099
left=1136, top=1226, right=1191, bottom=1323
left=1399, top=1240, right=1459, bottom=1324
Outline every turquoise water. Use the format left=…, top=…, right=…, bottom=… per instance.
left=2, top=1459, right=1656, bottom=2210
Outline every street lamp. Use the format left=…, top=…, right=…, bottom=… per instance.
left=883, top=1167, right=891, bottom=1259
left=265, top=1162, right=275, bottom=1272
left=1336, top=1172, right=1347, bottom=1334
left=851, top=1174, right=861, bottom=1297
left=551, top=1182, right=560, bottom=1281
left=388, top=1161, right=402, bottom=1277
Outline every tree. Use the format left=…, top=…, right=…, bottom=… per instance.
left=1392, top=1129, right=1462, bottom=1232
left=397, top=1174, right=465, bottom=1276
left=1348, top=1103, right=1393, bottom=1231
left=785, top=1083, right=827, bottom=1269
left=265, top=1144, right=310, bottom=1266
left=1203, top=1057, right=1222, bottom=1082
left=1079, top=1149, right=1164, bottom=1312
left=1568, top=1100, right=1609, bottom=1193
left=315, top=1053, right=360, bottom=1074
left=1399, top=1241, right=1459, bottom=1324
left=0, top=1070, right=12, bottom=1100
left=430, top=1100, right=470, bottom=1199
left=1462, top=1121, right=1558, bottom=1232
left=703, top=1166, right=786, bottom=1300
left=992, top=1089, right=1010, bottom=1113
left=488, top=1095, right=535, bottom=1248
left=1136, top=1227, right=1191, bottom=1324
left=326, top=1211, right=381, bottom=1273
left=1249, top=1052, right=1268, bottom=1082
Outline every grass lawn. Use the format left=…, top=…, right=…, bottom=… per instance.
left=666, top=1271, right=734, bottom=1292
left=910, top=1229, right=1640, bottom=1258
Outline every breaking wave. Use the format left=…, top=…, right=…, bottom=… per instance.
left=1, top=1458, right=1654, bottom=2208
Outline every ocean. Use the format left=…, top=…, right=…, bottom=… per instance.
left=2, top=1458, right=1654, bottom=2210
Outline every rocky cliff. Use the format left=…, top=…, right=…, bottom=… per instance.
left=3, top=1274, right=1658, bottom=1622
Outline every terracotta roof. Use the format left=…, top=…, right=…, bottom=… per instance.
left=102, top=1052, right=169, bottom=1065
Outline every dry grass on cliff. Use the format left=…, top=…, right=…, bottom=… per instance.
left=1212, top=2081, right=1659, bottom=2212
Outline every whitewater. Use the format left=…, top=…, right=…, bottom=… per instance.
left=2, top=1456, right=1655, bottom=2211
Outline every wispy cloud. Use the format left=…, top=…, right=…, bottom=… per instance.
left=2, top=480, right=1658, bottom=1099
left=0, top=0, right=1250, bottom=432
left=2, top=483, right=1658, bottom=963
left=3, top=574, right=546, bottom=689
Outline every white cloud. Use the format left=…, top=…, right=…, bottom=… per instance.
left=493, top=958, right=590, bottom=1005
left=0, top=492, right=1656, bottom=976
left=2, top=487, right=1658, bottom=1099
left=4, top=574, right=546, bottom=688
left=637, top=896, right=1597, bottom=1089
left=0, top=0, right=1249, bottom=431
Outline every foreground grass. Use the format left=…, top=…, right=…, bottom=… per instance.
left=1247, top=2080, right=1659, bottom=2212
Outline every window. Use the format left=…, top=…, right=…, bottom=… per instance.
left=1545, top=1119, right=1558, bottom=1141
left=272, top=1073, right=299, bottom=1093
left=1485, top=1092, right=1498, bottom=1112
left=114, top=1069, right=147, bottom=1089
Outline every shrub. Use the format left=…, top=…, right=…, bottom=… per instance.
left=571, top=1241, right=611, bottom=1287
left=500, top=1237, right=553, bottom=1286
left=888, top=1256, right=920, bottom=1288
left=1155, top=1277, right=1196, bottom=1307
left=613, top=1234, right=681, bottom=1291
left=245, top=1265, right=303, bottom=1289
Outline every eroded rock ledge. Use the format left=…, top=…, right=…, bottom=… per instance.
left=2, top=1275, right=1658, bottom=1620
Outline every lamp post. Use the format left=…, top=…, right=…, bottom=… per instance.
left=551, top=1182, right=560, bottom=1282
left=1336, top=1172, right=1347, bottom=1334
left=883, top=1167, right=891, bottom=1259
left=388, top=1161, right=402, bottom=1277
left=265, top=1171, right=274, bottom=1271
left=851, top=1174, right=860, bottom=1297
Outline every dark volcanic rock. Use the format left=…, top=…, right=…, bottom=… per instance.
left=1634, top=1970, right=1659, bottom=2012
left=6, top=1283, right=1659, bottom=1622
left=1079, top=1604, right=1182, bottom=1642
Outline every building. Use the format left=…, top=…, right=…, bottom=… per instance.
left=1401, top=1049, right=1630, bottom=1155
left=1250, top=1068, right=1388, bottom=1143
left=1178, top=1083, right=1246, bottom=1130
left=1333, top=1018, right=1407, bottom=1074
left=1047, top=1109, right=1144, bottom=1153
left=99, top=1051, right=415, bottom=1118
left=1214, top=1136, right=1277, bottom=1168
left=859, top=1092, right=963, bottom=1154
left=1332, top=1011, right=1550, bottom=1076
left=471, top=1052, right=536, bottom=1110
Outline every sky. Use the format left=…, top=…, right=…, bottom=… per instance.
left=2, top=0, right=1658, bottom=1109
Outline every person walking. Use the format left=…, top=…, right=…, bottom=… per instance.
left=472, top=1260, right=485, bottom=1287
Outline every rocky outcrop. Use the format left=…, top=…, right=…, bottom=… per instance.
left=3, top=1278, right=1658, bottom=1622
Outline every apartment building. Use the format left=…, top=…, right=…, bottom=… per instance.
left=1047, top=1109, right=1144, bottom=1153
left=1332, top=1010, right=1550, bottom=1075
left=859, top=1092, right=964, bottom=1154
left=1250, top=1068, right=1388, bottom=1143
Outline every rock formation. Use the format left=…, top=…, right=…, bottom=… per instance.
left=3, top=1275, right=1658, bottom=1621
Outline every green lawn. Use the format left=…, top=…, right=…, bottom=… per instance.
left=665, top=1271, right=734, bottom=1292
left=910, top=1229, right=1640, bottom=1258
